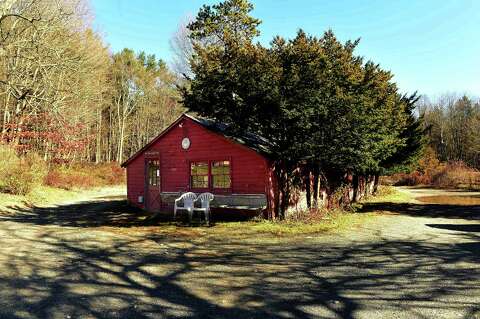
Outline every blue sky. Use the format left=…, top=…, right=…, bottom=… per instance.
left=91, top=0, right=479, bottom=97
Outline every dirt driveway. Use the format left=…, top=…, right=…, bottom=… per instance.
left=0, top=187, right=479, bottom=319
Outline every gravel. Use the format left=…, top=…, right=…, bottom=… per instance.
left=0, top=187, right=479, bottom=319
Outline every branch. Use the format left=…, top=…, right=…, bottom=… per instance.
left=0, top=13, right=40, bottom=25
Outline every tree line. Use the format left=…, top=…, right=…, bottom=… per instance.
left=0, top=0, right=183, bottom=164
left=419, top=94, right=480, bottom=169
left=2, top=0, right=428, bottom=218
left=181, top=0, right=424, bottom=218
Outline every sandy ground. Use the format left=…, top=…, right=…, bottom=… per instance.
left=0, top=187, right=479, bottom=319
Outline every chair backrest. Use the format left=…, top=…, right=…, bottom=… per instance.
left=180, top=192, right=197, bottom=207
left=197, top=192, right=214, bottom=208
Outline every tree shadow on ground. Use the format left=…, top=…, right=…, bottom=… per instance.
left=427, top=223, right=480, bottom=232
left=360, top=202, right=480, bottom=220
left=2, top=199, right=146, bottom=227
left=1, top=198, right=479, bottom=318
left=0, top=223, right=479, bottom=318
left=2, top=198, right=258, bottom=228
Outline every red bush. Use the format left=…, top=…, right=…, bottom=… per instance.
left=392, top=171, right=432, bottom=186
left=44, top=162, right=125, bottom=190
left=391, top=161, right=480, bottom=189
left=431, top=161, right=480, bottom=188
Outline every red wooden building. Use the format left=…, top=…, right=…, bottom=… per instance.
left=121, top=114, right=277, bottom=216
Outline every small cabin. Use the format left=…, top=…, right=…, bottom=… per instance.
left=121, top=114, right=278, bottom=217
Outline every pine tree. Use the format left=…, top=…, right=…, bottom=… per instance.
left=183, top=0, right=425, bottom=215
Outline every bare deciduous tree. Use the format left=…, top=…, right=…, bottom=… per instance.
left=169, top=15, right=194, bottom=79
left=1, top=0, right=183, bottom=163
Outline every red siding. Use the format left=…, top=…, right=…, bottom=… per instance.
left=126, top=117, right=271, bottom=210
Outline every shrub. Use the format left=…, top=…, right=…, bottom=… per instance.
left=285, top=207, right=341, bottom=224
left=94, top=162, right=125, bottom=185
left=431, top=161, right=480, bottom=189
left=44, top=168, right=96, bottom=189
left=24, top=152, right=48, bottom=187
left=389, top=161, right=480, bottom=189
left=44, top=162, right=125, bottom=190
left=0, top=145, right=47, bottom=195
left=0, top=145, right=124, bottom=193
left=392, top=171, right=433, bottom=186
left=0, top=145, right=22, bottom=194
left=374, top=185, right=396, bottom=197
left=0, top=144, right=19, bottom=172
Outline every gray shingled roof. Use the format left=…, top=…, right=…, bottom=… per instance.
left=184, top=114, right=274, bottom=157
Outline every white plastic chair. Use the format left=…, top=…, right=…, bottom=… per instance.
left=174, top=192, right=197, bottom=223
left=194, top=192, right=214, bottom=226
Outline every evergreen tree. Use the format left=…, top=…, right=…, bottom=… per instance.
left=183, top=0, right=425, bottom=216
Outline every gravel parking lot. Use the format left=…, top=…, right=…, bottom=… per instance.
left=0, top=187, right=479, bottom=319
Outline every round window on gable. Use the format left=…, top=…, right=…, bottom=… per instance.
left=182, top=137, right=191, bottom=150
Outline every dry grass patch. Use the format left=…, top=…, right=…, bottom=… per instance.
left=213, top=212, right=373, bottom=237
left=0, top=186, right=78, bottom=213
left=98, top=224, right=205, bottom=239
left=0, top=185, right=126, bottom=214
left=93, top=210, right=375, bottom=239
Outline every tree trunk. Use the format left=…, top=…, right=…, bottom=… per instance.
left=279, top=170, right=290, bottom=219
left=324, top=169, right=343, bottom=209
left=352, top=174, right=359, bottom=202
left=304, top=168, right=311, bottom=209
left=368, top=175, right=375, bottom=195
left=325, top=187, right=336, bottom=209
left=95, top=109, right=102, bottom=164
left=118, top=116, right=126, bottom=163
left=1, top=91, right=12, bottom=142
left=373, top=174, right=380, bottom=194
left=364, top=175, right=374, bottom=197
left=312, top=165, right=320, bottom=208
left=12, top=114, right=25, bottom=147
left=363, top=176, right=368, bottom=197
left=272, top=164, right=284, bottom=220
left=273, top=163, right=292, bottom=220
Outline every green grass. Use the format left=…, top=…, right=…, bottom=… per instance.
left=213, top=213, right=372, bottom=236
left=364, top=185, right=414, bottom=204
left=116, top=193, right=394, bottom=238
left=117, top=212, right=374, bottom=239
left=1, top=185, right=401, bottom=239
left=208, top=187, right=412, bottom=237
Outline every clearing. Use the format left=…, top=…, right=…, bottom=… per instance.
left=0, top=187, right=479, bottom=319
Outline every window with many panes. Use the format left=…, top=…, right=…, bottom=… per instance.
left=190, top=162, right=209, bottom=189
left=147, top=160, right=160, bottom=186
left=190, top=160, right=231, bottom=190
left=211, top=160, right=231, bottom=189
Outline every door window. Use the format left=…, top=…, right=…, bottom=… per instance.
left=147, top=160, right=160, bottom=186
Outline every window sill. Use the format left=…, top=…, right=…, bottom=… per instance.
left=190, top=188, right=232, bottom=194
